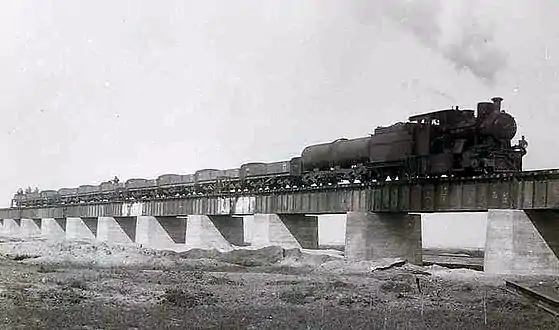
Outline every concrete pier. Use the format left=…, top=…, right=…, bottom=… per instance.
left=345, top=212, right=422, bottom=264
left=185, top=215, right=243, bottom=251
left=135, top=216, right=187, bottom=250
left=484, top=209, right=559, bottom=275
left=251, top=214, right=318, bottom=249
left=2, top=219, right=22, bottom=237
left=66, top=217, right=97, bottom=240
left=20, top=218, right=41, bottom=237
left=41, top=218, right=66, bottom=239
left=97, top=217, right=136, bottom=244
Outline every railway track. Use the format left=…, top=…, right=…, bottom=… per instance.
left=12, top=168, right=559, bottom=209
left=505, top=280, right=559, bottom=317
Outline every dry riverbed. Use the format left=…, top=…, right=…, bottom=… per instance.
left=0, top=236, right=556, bottom=329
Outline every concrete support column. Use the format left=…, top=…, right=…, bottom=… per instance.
left=20, top=218, right=41, bottom=237
left=135, top=216, right=186, bottom=250
left=66, top=217, right=97, bottom=241
left=243, top=215, right=255, bottom=244
left=2, top=219, right=22, bottom=237
left=485, top=209, right=559, bottom=275
left=252, top=214, right=318, bottom=249
left=41, top=218, right=66, bottom=239
left=345, top=212, right=422, bottom=264
left=186, top=215, right=242, bottom=251
left=97, top=216, right=136, bottom=244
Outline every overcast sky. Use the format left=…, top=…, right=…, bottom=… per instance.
left=0, top=0, right=557, bottom=206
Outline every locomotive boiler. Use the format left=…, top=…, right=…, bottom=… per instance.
left=299, top=97, right=527, bottom=184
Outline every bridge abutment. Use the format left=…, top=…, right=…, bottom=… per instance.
left=345, top=212, right=422, bottom=264
left=485, top=209, right=559, bottom=275
left=251, top=214, right=318, bottom=249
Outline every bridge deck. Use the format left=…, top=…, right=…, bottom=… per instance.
left=2, top=170, right=559, bottom=219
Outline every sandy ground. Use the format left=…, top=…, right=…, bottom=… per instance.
left=0, top=236, right=557, bottom=329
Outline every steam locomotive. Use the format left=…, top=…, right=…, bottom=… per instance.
left=12, top=97, right=527, bottom=207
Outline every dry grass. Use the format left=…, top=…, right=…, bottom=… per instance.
left=0, top=239, right=556, bottom=329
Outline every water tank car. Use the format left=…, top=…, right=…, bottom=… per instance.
left=301, top=123, right=414, bottom=172
left=301, top=137, right=371, bottom=171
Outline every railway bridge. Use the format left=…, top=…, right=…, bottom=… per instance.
left=1, top=170, right=559, bottom=275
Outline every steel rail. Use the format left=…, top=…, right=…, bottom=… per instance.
left=11, top=168, right=559, bottom=209
left=505, top=280, right=559, bottom=317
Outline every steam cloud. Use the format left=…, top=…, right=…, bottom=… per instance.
left=380, top=0, right=507, bottom=84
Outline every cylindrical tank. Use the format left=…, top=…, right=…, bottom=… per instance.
left=301, top=137, right=371, bottom=170
left=301, top=142, right=335, bottom=170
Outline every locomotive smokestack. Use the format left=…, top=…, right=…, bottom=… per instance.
left=492, top=97, right=503, bottom=112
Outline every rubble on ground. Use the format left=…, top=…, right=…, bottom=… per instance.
left=0, top=235, right=493, bottom=280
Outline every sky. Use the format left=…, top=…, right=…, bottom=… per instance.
left=0, top=0, right=557, bottom=212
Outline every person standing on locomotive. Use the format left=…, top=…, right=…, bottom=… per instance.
left=513, top=135, right=528, bottom=155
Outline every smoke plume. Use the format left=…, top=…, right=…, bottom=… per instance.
left=379, top=0, right=507, bottom=84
